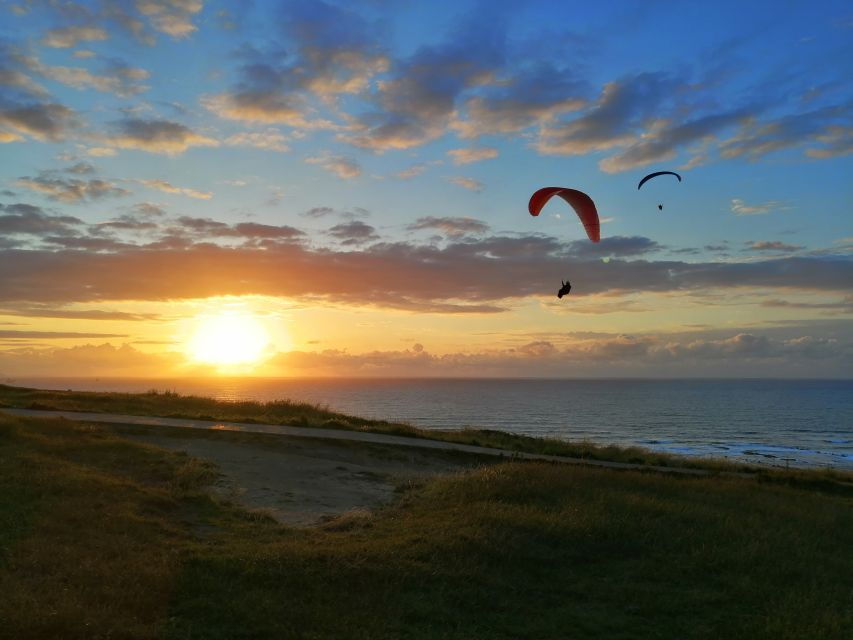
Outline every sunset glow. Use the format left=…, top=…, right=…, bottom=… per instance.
left=188, top=314, right=270, bottom=367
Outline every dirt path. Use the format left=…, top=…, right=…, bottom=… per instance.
left=128, top=430, right=479, bottom=526
left=3, top=407, right=716, bottom=526
left=2, top=408, right=709, bottom=473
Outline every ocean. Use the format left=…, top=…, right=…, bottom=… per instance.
left=9, top=377, right=853, bottom=470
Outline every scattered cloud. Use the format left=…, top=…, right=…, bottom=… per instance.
left=535, top=73, right=676, bottom=156
left=0, top=103, right=78, bottom=141
left=447, top=147, right=498, bottom=165
left=805, top=126, right=853, bottom=159
left=86, top=146, right=117, bottom=157
left=130, top=202, right=167, bottom=217
left=0, top=305, right=159, bottom=321
left=730, top=198, right=786, bottom=216
left=206, top=1, right=386, bottom=127
left=394, top=163, right=428, bottom=179
left=452, top=63, right=587, bottom=138
left=306, top=153, right=361, bottom=178
left=0, top=329, right=127, bottom=339
left=340, top=14, right=506, bottom=151
left=135, top=0, right=205, bottom=39
left=15, top=174, right=131, bottom=203
left=137, top=178, right=211, bottom=200
left=224, top=129, right=289, bottom=152
left=746, top=241, right=804, bottom=252
left=173, top=216, right=305, bottom=242
left=720, top=105, right=851, bottom=160
left=42, top=26, right=108, bottom=49
left=407, top=216, right=489, bottom=237
left=0, top=203, right=83, bottom=237
left=599, top=109, right=749, bottom=173
left=105, top=118, right=218, bottom=154
left=327, top=221, right=379, bottom=245
left=18, top=53, right=150, bottom=97
left=448, top=176, right=484, bottom=192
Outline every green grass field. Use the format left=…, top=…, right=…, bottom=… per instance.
left=1, top=394, right=851, bottom=639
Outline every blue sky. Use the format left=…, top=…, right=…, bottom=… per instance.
left=0, top=0, right=851, bottom=377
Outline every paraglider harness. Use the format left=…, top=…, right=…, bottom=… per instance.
left=557, top=280, right=571, bottom=299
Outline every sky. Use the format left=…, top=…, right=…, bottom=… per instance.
left=0, top=0, right=851, bottom=378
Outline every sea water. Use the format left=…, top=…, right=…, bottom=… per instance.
left=9, top=377, right=853, bottom=470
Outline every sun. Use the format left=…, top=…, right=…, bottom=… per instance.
left=187, top=313, right=270, bottom=366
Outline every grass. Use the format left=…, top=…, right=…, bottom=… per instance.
left=1, top=410, right=851, bottom=639
left=0, top=382, right=827, bottom=475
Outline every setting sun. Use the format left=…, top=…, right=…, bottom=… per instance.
left=188, top=314, right=270, bottom=366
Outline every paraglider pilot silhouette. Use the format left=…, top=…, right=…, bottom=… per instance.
left=638, top=171, right=681, bottom=212
left=528, top=187, right=599, bottom=301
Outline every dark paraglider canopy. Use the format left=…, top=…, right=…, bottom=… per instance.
left=557, top=280, right=572, bottom=299
left=637, top=171, right=682, bottom=190
left=528, top=187, right=601, bottom=243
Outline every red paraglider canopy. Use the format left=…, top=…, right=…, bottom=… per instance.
left=528, top=187, right=600, bottom=243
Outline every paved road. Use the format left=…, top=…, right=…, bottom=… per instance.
left=2, top=407, right=715, bottom=476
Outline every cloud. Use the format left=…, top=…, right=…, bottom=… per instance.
left=224, top=129, right=289, bottom=152
left=137, top=178, right=211, bottom=199
left=131, top=202, right=167, bottom=217
left=0, top=343, right=175, bottom=377
left=268, top=331, right=851, bottom=377
left=93, top=214, right=158, bottom=233
left=206, top=1, right=387, bottom=127
left=302, top=206, right=335, bottom=218
left=86, top=146, right=117, bottom=157
left=306, top=153, right=361, bottom=178
left=173, top=216, right=305, bottom=242
left=203, top=91, right=318, bottom=128
left=535, top=73, right=676, bottom=155
left=18, top=53, right=150, bottom=97
left=135, top=0, right=204, bottom=39
left=15, top=175, right=131, bottom=203
left=447, top=147, right=498, bottom=165
left=0, top=130, right=23, bottom=143
left=448, top=176, right=483, bottom=192
left=327, top=221, right=378, bottom=245
left=394, top=163, right=428, bottom=179
left=340, top=13, right=506, bottom=150
left=720, top=105, right=851, bottom=160
left=0, top=330, right=127, bottom=339
left=452, top=63, right=586, bottom=138
left=0, top=203, right=83, bottom=237
left=730, top=198, right=786, bottom=216
left=598, top=109, right=749, bottom=173
left=0, top=68, right=47, bottom=98
left=761, top=297, right=853, bottom=314
left=407, top=216, right=489, bottom=238
left=746, top=241, right=804, bottom=252
left=805, top=126, right=853, bottom=159
left=565, top=235, right=663, bottom=259
left=105, top=118, right=218, bottom=154
left=0, top=103, right=78, bottom=141
left=0, top=234, right=850, bottom=309
left=65, top=162, right=95, bottom=175
left=0, top=306, right=158, bottom=321
left=42, top=25, right=108, bottom=48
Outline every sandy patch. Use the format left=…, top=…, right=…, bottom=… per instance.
left=126, top=431, right=487, bottom=526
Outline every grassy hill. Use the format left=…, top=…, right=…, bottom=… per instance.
left=0, top=387, right=851, bottom=639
